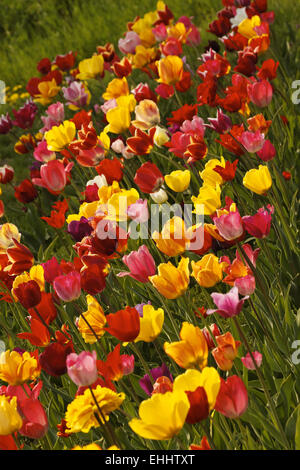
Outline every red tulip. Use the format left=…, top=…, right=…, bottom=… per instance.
left=39, top=341, right=74, bottom=376
left=14, top=280, right=42, bottom=310
left=14, top=179, right=38, bottom=203
left=134, top=162, right=163, bottom=194
left=105, top=306, right=140, bottom=342
left=215, top=375, right=248, bottom=418
left=248, top=80, right=273, bottom=108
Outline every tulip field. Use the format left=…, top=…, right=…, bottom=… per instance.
left=0, top=0, right=299, bottom=452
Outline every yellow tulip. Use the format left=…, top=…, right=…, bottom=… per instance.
left=76, top=55, right=104, bottom=80
left=191, top=254, right=224, bottom=288
left=0, top=396, right=23, bottom=436
left=78, top=295, right=106, bottom=344
left=102, top=77, right=129, bottom=101
left=65, top=386, right=125, bottom=434
left=153, top=216, right=189, bottom=257
left=164, top=322, right=208, bottom=370
left=173, top=367, right=221, bottom=411
left=149, top=257, right=189, bottom=299
left=191, top=184, right=221, bottom=216
left=105, top=106, right=131, bottom=134
left=200, top=157, right=226, bottom=187
left=134, top=304, right=164, bottom=343
left=238, top=15, right=261, bottom=39
left=0, top=223, right=21, bottom=254
left=157, top=56, right=184, bottom=85
left=129, top=390, right=189, bottom=440
left=106, top=188, right=139, bottom=221
left=0, top=350, right=40, bottom=386
left=45, top=120, right=76, bottom=152
left=132, top=99, right=160, bottom=130
left=35, top=79, right=60, bottom=105
left=154, top=126, right=169, bottom=146
left=132, top=45, right=157, bottom=68
left=243, top=165, right=272, bottom=195
left=165, top=170, right=191, bottom=192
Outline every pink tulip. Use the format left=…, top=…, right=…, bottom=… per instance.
left=152, top=23, right=167, bottom=41
left=32, top=160, right=73, bottom=193
left=207, top=286, right=249, bottom=318
left=121, top=354, right=135, bottom=375
left=66, top=351, right=98, bottom=387
left=117, top=245, right=156, bottom=283
left=215, top=375, right=248, bottom=418
left=257, top=139, right=276, bottom=161
left=33, top=140, right=56, bottom=163
left=239, top=130, right=265, bottom=153
left=40, top=102, right=64, bottom=133
left=213, top=210, right=244, bottom=241
left=248, top=80, right=273, bottom=107
left=118, top=31, right=141, bottom=54
left=242, top=207, right=274, bottom=238
left=180, top=115, right=205, bottom=138
left=127, top=199, right=149, bottom=224
left=235, top=243, right=261, bottom=267
left=62, top=81, right=89, bottom=108
left=241, top=351, right=262, bottom=370
left=53, top=271, right=81, bottom=302
left=234, top=275, right=256, bottom=296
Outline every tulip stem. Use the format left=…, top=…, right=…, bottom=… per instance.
left=130, top=343, right=154, bottom=385
left=89, top=386, right=120, bottom=449
left=233, top=317, right=290, bottom=449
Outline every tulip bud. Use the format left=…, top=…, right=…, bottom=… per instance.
left=150, top=188, right=168, bottom=203
left=53, top=271, right=81, bottom=302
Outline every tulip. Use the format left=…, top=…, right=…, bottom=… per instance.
left=164, top=322, right=208, bottom=370
left=150, top=188, right=168, bottom=204
left=121, top=355, right=135, bottom=376
left=191, top=254, right=224, bottom=288
left=173, top=368, right=220, bottom=424
left=77, top=295, right=106, bottom=344
left=0, top=113, right=13, bottom=134
left=149, top=257, right=190, bottom=300
left=153, top=126, right=169, bottom=146
left=241, top=351, right=263, bottom=370
left=239, top=130, right=265, bottom=153
left=62, top=81, right=90, bottom=109
left=234, top=275, right=256, bottom=296
left=102, top=77, right=129, bottom=101
left=165, top=170, right=191, bottom=192
left=0, top=165, right=14, bottom=184
left=207, top=109, right=232, bottom=134
left=248, top=80, right=273, bottom=108
left=105, top=306, right=140, bottom=342
left=157, top=56, right=184, bottom=86
left=127, top=199, right=149, bottom=224
left=132, top=99, right=160, bottom=130
left=0, top=396, right=22, bottom=435
left=76, top=55, right=104, bottom=80
left=14, top=179, right=38, bottom=203
left=14, top=280, right=42, bottom=310
left=242, top=206, right=273, bottom=238
left=117, top=245, right=156, bottom=283
left=0, top=350, right=40, bottom=386
left=12, top=100, right=38, bottom=129
left=39, top=341, right=73, bottom=377
left=139, top=364, right=173, bottom=396
left=192, top=184, right=221, bottom=215
left=202, top=323, right=221, bottom=351
left=32, top=160, right=73, bottom=194
left=67, top=351, right=98, bottom=387
left=215, top=375, right=248, bottom=418
left=153, top=217, right=189, bottom=257
left=33, top=140, right=56, bottom=163
left=212, top=332, right=241, bottom=371
left=134, top=304, right=164, bottom=343
left=213, top=210, right=244, bottom=241
left=257, top=140, right=276, bottom=161
left=45, top=120, right=76, bottom=152
left=118, top=31, right=141, bottom=54
left=129, top=390, right=189, bottom=440
left=53, top=271, right=81, bottom=302
left=243, top=165, right=272, bottom=195
left=152, top=376, right=173, bottom=395
left=207, top=286, right=249, bottom=318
